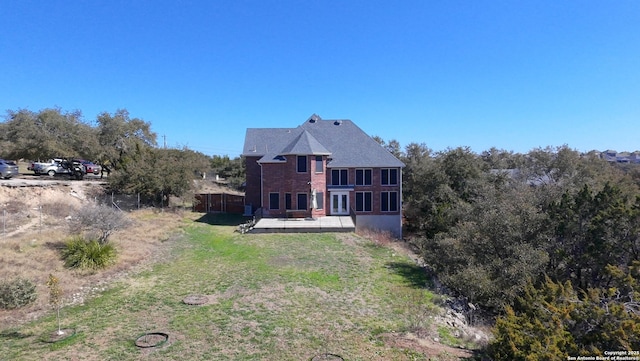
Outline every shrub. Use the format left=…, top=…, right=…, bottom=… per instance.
left=62, top=236, right=117, bottom=270
left=69, top=204, right=131, bottom=244
left=0, top=278, right=37, bottom=309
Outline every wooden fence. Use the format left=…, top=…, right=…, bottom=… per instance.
left=194, top=193, right=245, bottom=214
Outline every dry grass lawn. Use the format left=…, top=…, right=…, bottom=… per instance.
left=1, top=181, right=485, bottom=360
left=0, top=182, right=196, bottom=329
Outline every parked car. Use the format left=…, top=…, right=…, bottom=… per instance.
left=0, top=159, right=19, bottom=179
left=33, top=159, right=67, bottom=176
left=34, top=158, right=86, bottom=179
left=79, top=160, right=101, bottom=175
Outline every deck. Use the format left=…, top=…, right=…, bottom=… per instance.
left=250, top=216, right=355, bottom=233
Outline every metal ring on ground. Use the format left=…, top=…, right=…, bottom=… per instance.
left=310, top=353, right=344, bottom=361
left=134, top=332, right=169, bottom=348
left=182, top=294, right=209, bottom=305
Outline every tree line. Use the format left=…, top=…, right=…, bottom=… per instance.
left=4, top=107, right=637, bottom=355
left=0, top=108, right=245, bottom=204
left=376, top=137, right=640, bottom=358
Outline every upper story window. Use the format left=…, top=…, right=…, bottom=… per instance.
left=297, top=155, right=307, bottom=173
left=355, top=169, right=372, bottom=186
left=381, top=168, right=398, bottom=185
left=315, top=155, right=323, bottom=173
left=331, top=169, right=348, bottom=186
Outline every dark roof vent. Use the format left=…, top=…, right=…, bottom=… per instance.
left=308, top=114, right=321, bottom=123
left=333, top=120, right=342, bottom=126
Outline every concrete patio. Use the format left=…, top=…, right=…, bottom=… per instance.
left=251, top=216, right=355, bottom=233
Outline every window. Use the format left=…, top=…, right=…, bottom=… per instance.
left=269, top=193, right=280, bottom=210
left=315, top=192, right=324, bottom=210
left=285, top=193, right=292, bottom=210
left=331, top=169, right=348, bottom=185
left=297, top=193, right=308, bottom=210
left=355, top=169, right=372, bottom=186
left=381, top=168, right=398, bottom=185
left=355, top=192, right=372, bottom=212
left=315, top=156, right=323, bottom=173
left=381, top=191, right=398, bottom=212
left=297, top=155, right=307, bottom=173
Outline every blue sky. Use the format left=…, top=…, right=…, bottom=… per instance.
left=1, top=1, right=638, bottom=157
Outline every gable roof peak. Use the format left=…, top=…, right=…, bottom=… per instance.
left=281, top=129, right=331, bottom=156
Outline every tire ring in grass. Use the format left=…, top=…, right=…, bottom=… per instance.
left=44, top=329, right=76, bottom=343
left=135, top=332, right=169, bottom=348
left=310, top=353, right=344, bottom=361
left=183, top=294, right=209, bottom=305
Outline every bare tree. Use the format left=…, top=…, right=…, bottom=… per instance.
left=69, top=204, right=131, bottom=244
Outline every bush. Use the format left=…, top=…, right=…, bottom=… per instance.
left=0, top=278, right=37, bottom=309
left=69, top=204, right=131, bottom=244
left=62, top=236, right=117, bottom=270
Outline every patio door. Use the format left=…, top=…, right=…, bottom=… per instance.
left=330, top=191, right=349, bottom=215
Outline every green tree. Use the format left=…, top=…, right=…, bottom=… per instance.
left=480, top=147, right=524, bottom=170
left=489, top=277, right=579, bottom=360
left=547, top=183, right=640, bottom=290
left=108, top=146, right=211, bottom=205
left=95, top=109, right=156, bottom=170
left=401, top=143, right=459, bottom=237
left=423, top=181, right=549, bottom=309
left=438, top=147, right=486, bottom=202
left=489, top=267, right=640, bottom=359
left=0, top=108, right=97, bottom=160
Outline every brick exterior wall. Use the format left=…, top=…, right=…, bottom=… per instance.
left=335, top=167, right=402, bottom=216
left=310, top=155, right=327, bottom=218
left=244, top=156, right=262, bottom=213
left=246, top=156, right=401, bottom=219
left=260, top=155, right=316, bottom=218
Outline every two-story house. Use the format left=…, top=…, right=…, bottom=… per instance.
left=242, top=114, right=405, bottom=237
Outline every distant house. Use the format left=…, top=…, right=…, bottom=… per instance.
left=603, top=149, right=618, bottom=162
left=242, top=114, right=405, bottom=237
left=601, top=150, right=640, bottom=164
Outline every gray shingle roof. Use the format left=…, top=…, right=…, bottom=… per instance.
left=243, top=116, right=405, bottom=168
left=280, top=130, right=331, bottom=156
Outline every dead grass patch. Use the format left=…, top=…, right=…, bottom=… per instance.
left=0, top=183, right=194, bottom=330
left=356, top=227, right=397, bottom=246
left=382, top=332, right=473, bottom=360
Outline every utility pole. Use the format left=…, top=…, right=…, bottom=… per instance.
left=163, top=134, right=167, bottom=149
